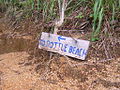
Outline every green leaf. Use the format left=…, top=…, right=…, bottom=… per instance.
left=75, top=12, right=84, bottom=19
left=91, top=37, right=99, bottom=42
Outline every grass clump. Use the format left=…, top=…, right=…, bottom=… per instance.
left=0, top=0, right=119, bottom=41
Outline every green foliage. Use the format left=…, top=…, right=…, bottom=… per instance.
left=66, top=0, right=90, bottom=16
left=1, top=0, right=119, bottom=20
left=91, top=0, right=120, bottom=41
left=91, top=0, right=104, bottom=41
left=0, top=0, right=120, bottom=41
left=75, top=12, right=84, bottom=19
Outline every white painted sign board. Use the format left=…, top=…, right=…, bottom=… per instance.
left=39, top=32, right=90, bottom=60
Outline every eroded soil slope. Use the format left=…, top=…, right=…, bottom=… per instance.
left=0, top=52, right=120, bottom=90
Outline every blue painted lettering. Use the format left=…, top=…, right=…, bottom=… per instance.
left=69, top=46, right=77, bottom=54
left=39, top=39, right=87, bottom=58
left=72, top=47, right=76, bottom=54
left=46, top=40, right=50, bottom=47
left=69, top=46, right=73, bottom=53
left=63, top=44, right=68, bottom=52
left=54, top=42, right=58, bottom=49
left=78, top=48, right=83, bottom=56
left=75, top=48, right=80, bottom=56
left=59, top=43, right=64, bottom=51
left=49, top=42, right=54, bottom=48
left=82, top=49, right=87, bottom=57
left=39, top=39, right=45, bottom=46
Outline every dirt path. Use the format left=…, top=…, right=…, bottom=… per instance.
left=0, top=51, right=120, bottom=90
left=0, top=20, right=66, bottom=90
left=0, top=52, right=38, bottom=90
left=0, top=52, right=68, bottom=90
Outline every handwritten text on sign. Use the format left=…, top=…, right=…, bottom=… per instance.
left=39, top=32, right=90, bottom=60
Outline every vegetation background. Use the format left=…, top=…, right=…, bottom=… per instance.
left=0, top=0, right=119, bottom=64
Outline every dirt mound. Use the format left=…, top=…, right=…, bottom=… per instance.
left=0, top=52, right=120, bottom=90
left=35, top=55, right=120, bottom=90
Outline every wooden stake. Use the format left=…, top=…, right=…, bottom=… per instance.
left=54, top=0, right=66, bottom=34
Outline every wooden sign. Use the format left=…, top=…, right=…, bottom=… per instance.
left=39, top=32, right=90, bottom=60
